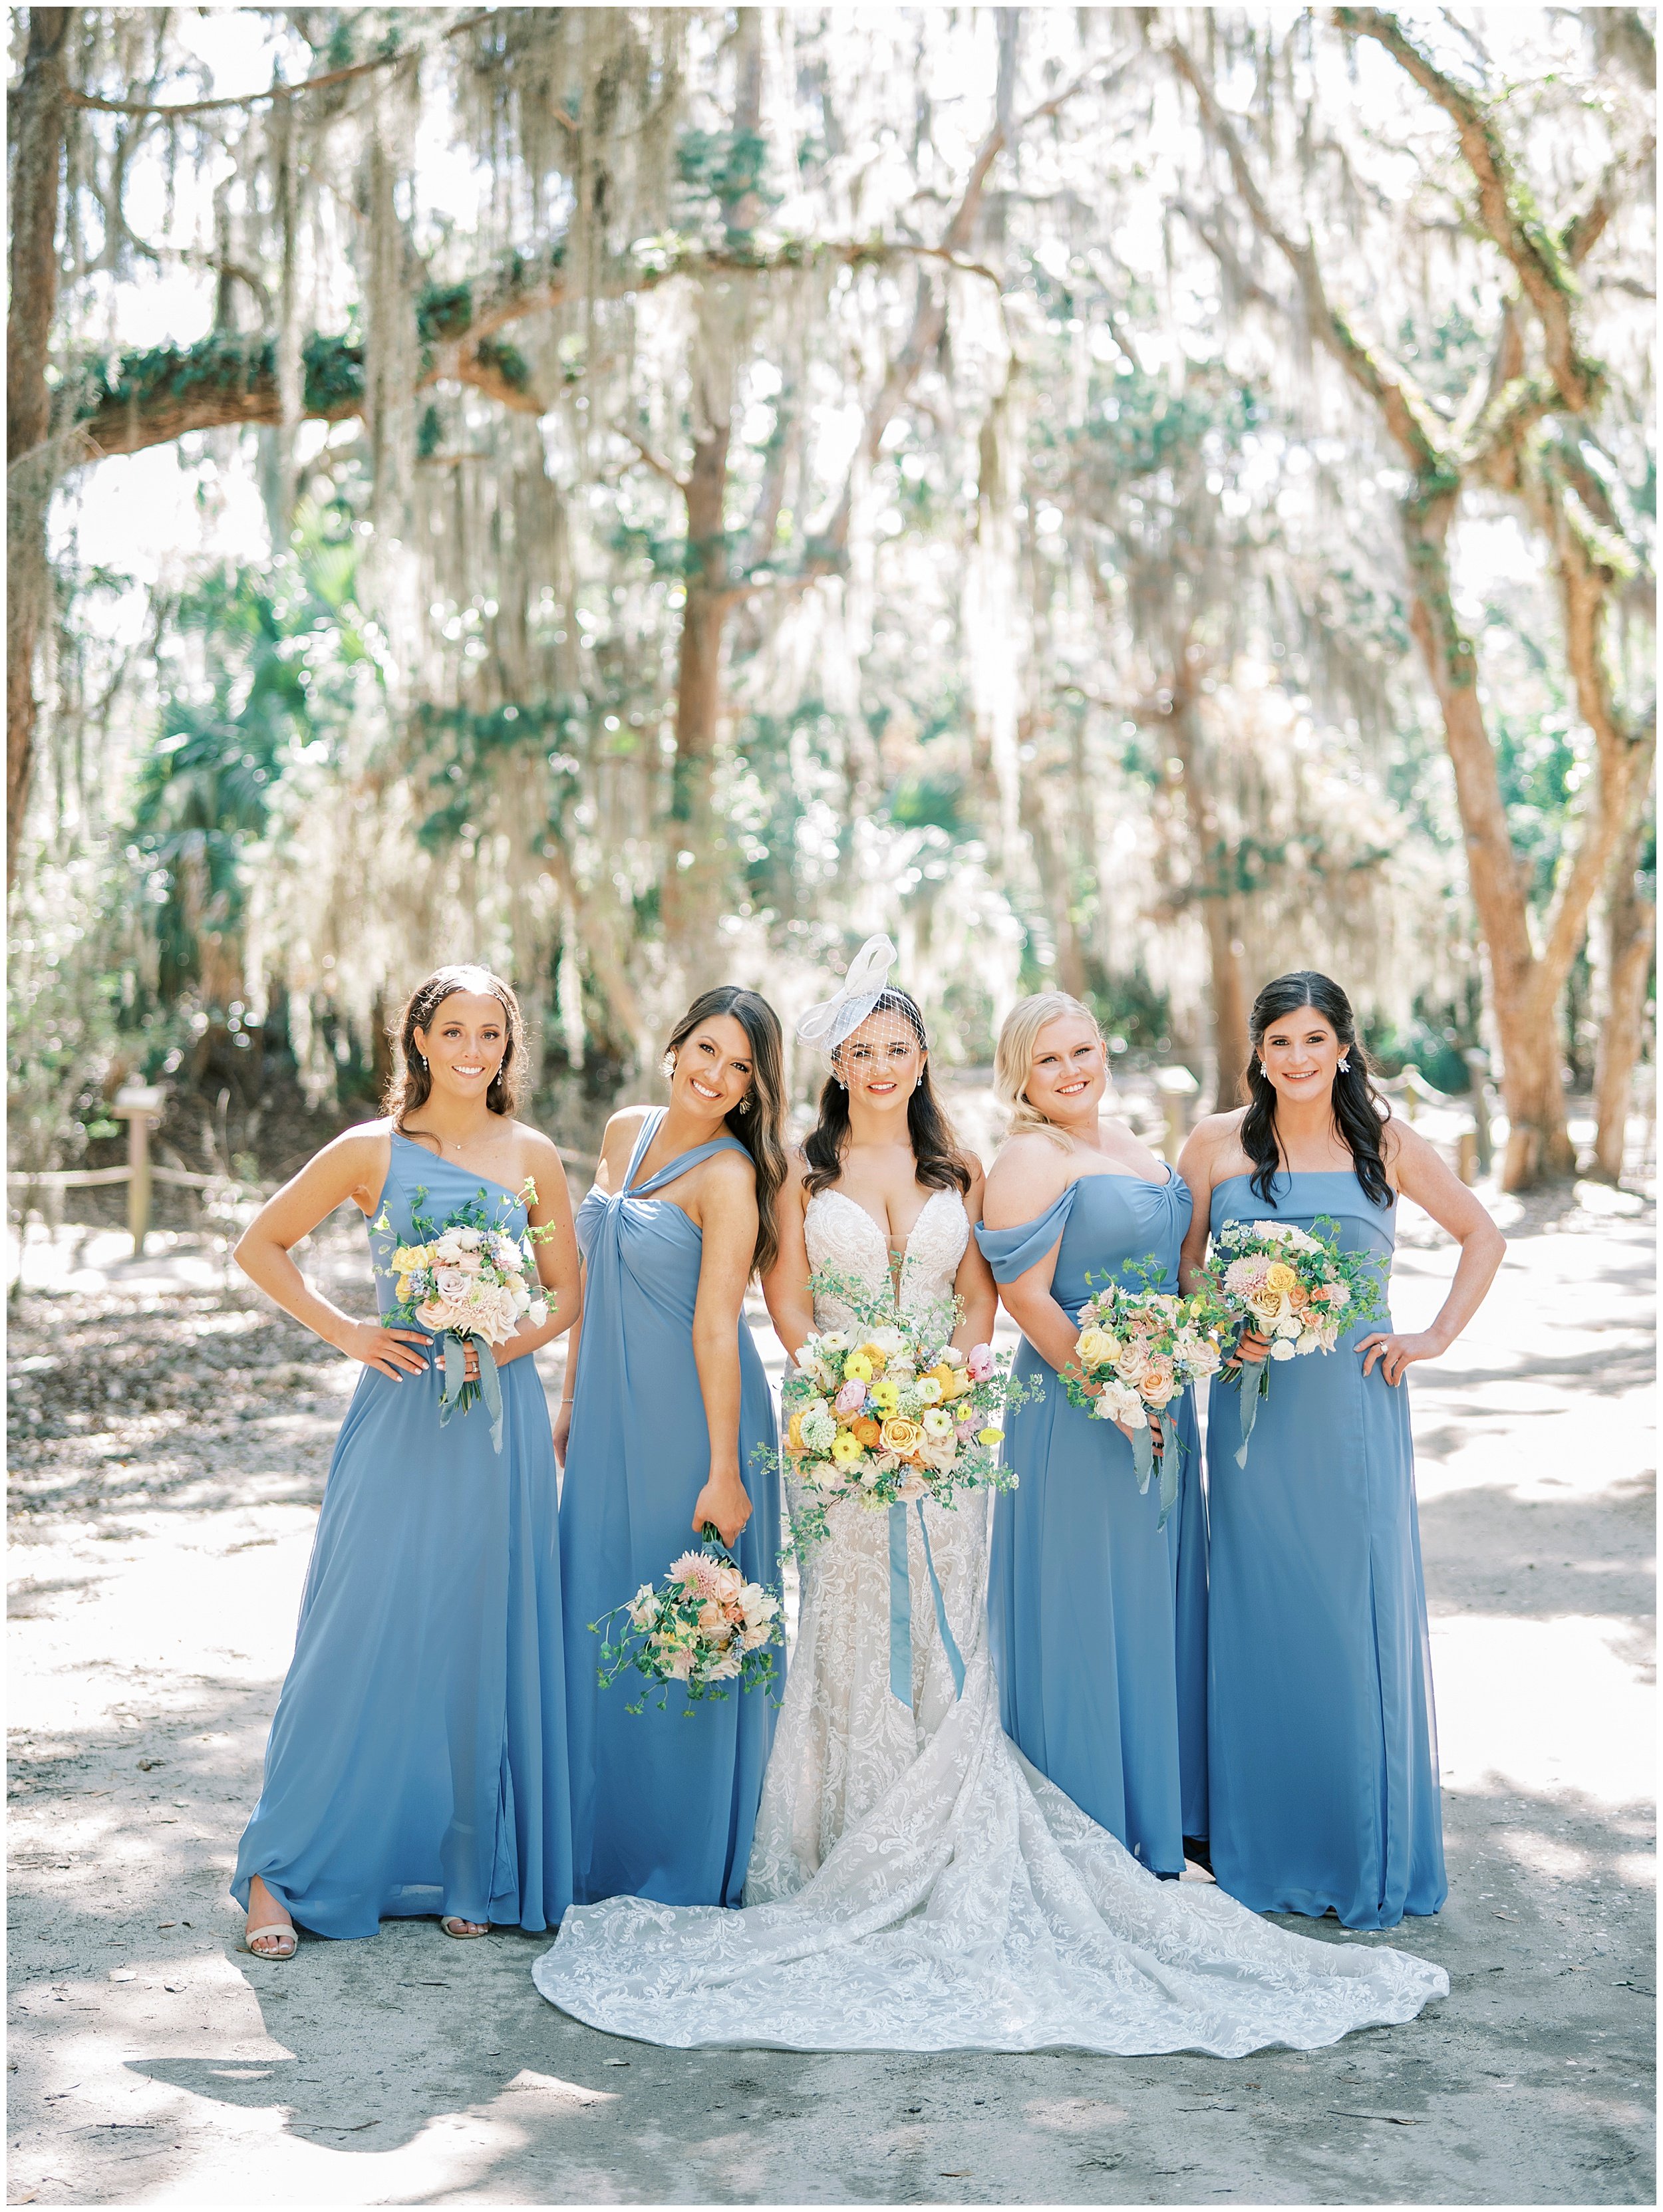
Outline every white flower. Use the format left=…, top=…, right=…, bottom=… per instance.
left=1269, top=1337, right=1297, bottom=1361
left=1296, top=1330, right=1322, bottom=1353
left=512, top=1279, right=532, bottom=1312
left=869, top=1327, right=907, bottom=1357
left=817, top=1331, right=850, bottom=1355
left=528, top=1299, right=548, bottom=1329
left=454, top=1227, right=484, bottom=1250
left=1094, top=1380, right=1146, bottom=1428
left=915, top=1376, right=943, bottom=1405
left=921, top=1407, right=954, bottom=1437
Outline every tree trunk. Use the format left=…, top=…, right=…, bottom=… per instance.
left=659, top=422, right=734, bottom=996
left=1167, top=665, right=1249, bottom=1109
left=1400, top=491, right=1575, bottom=1187
left=7, top=6, right=69, bottom=889
left=1590, top=800, right=1655, bottom=1183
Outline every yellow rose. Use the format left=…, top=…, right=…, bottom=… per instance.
left=869, top=1379, right=900, bottom=1412
left=830, top=1430, right=863, bottom=1466
left=843, top=1352, right=874, bottom=1383
left=1265, top=1262, right=1297, bottom=1294
left=391, top=1244, right=427, bottom=1273
left=394, top=1272, right=416, bottom=1306
left=879, top=1415, right=925, bottom=1459
left=1076, top=1327, right=1118, bottom=1369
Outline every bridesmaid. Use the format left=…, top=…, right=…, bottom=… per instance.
left=231, top=964, right=582, bottom=1955
left=557, top=986, right=787, bottom=1909
left=1179, top=970, right=1503, bottom=1929
left=978, top=993, right=1209, bottom=1879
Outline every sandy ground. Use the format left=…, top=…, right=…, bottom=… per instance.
left=6, top=1167, right=1655, bottom=2207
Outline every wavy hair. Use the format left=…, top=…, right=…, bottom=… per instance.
left=802, top=988, right=973, bottom=1200
left=1241, top=971, right=1392, bottom=1207
left=992, top=991, right=1105, bottom=1152
left=664, top=986, right=789, bottom=1278
left=384, top=964, right=527, bottom=1130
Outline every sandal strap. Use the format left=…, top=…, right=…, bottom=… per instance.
left=245, top=1924, right=296, bottom=1945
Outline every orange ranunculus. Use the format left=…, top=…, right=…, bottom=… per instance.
left=853, top=1416, right=883, bottom=1449
left=879, top=1415, right=925, bottom=1460
left=786, top=1408, right=811, bottom=1454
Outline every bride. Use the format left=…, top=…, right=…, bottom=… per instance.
left=533, top=940, right=1448, bottom=2054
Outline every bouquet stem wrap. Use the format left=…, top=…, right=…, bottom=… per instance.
left=1127, top=1420, right=1185, bottom=1528
left=887, top=1499, right=966, bottom=1707
left=1232, top=1365, right=1270, bottom=1468
left=438, top=1333, right=504, bottom=1454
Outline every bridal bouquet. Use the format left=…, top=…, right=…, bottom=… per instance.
left=373, top=1182, right=553, bottom=1452
left=778, top=1272, right=1024, bottom=1554
left=1062, top=1260, right=1229, bottom=1524
left=1209, top=1216, right=1387, bottom=1465
left=593, top=1534, right=782, bottom=1714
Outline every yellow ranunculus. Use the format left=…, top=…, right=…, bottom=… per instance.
left=843, top=1352, right=874, bottom=1383
left=869, top=1379, right=900, bottom=1411
left=856, top=1341, right=889, bottom=1375
left=830, top=1430, right=863, bottom=1465
left=1265, top=1262, right=1297, bottom=1294
left=928, top=1363, right=972, bottom=1401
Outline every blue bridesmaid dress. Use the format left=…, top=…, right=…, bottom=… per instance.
left=1205, top=1170, right=1446, bottom=1929
left=233, top=1133, right=572, bottom=1936
left=561, top=1108, right=782, bottom=1909
left=977, top=1171, right=1208, bottom=1876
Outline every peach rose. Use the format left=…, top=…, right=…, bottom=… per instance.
left=879, top=1415, right=925, bottom=1460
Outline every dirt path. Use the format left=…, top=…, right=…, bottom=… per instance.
left=7, top=1178, right=1654, bottom=2205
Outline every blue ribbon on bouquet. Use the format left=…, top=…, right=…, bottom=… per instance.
left=1125, top=1419, right=1185, bottom=1530
left=887, top=1501, right=966, bottom=1708
left=436, top=1331, right=505, bottom=1454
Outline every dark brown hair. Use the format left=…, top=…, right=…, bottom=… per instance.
left=664, top=986, right=789, bottom=1278
left=1241, top=970, right=1392, bottom=1207
left=384, top=964, right=528, bottom=1131
left=802, top=988, right=973, bottom=1200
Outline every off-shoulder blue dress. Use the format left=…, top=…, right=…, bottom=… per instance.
left=1205, top=1170, right=1445, bottom=1929
left=560, top=1109, right=782, bottom=1909
left=977, top=1170, right=1208, bottom=1876
left=233, top=1133, right=573, bottom=1937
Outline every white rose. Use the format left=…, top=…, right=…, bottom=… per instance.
left=1269, top=1337, right=1297, bottom=1361
left=1296, top=1330, right=1321, bottom=1353
left=528, top=1299, right=548, bottom=1329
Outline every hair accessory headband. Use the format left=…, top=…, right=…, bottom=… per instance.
left=796, top=934, right=898, bottom=1057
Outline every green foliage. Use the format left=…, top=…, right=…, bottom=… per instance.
left=410, top=700, right=583, bottom=851
left=7, top=847, right=127, bottom=1176
left=132, top=501, right=377, bottom=1004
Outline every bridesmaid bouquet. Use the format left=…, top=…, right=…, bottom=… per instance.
left=1209, top=1216, right=1387, bottom=1465
left=778, top=1273, right=1026, bottom=1554
left=592, top=1534, right=782, bottom=1714
left=373, top=1182, right=553, bottom=1453
left=1062, top=1260, right=1229, bottom=1526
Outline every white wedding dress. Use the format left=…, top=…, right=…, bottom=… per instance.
left=533, top=1190, right=1448, bottom=2054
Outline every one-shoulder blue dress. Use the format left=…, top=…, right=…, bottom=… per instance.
left=561, top=1109, right=782, bottom=1909
left=1205, top=1170, right=1445, bottom=1929
left=232, top=1133, right=573, bottom=1937
left=976, top=1171, right=1208, bottom=1877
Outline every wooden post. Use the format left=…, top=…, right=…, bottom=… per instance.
left=113, top=1085, right=164, bottom=1257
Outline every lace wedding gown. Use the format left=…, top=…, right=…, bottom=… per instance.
left=532, top=1191, right=1448, bottom=2054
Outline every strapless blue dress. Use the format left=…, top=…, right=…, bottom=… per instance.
left=977, top=1171, right=1208, bottom=1875
left=232, top=1133, right=573, bottom=1936
left=1205, top=1171, right=1445, bottom=1929
left=560, top=1109, right=782, bottom=1908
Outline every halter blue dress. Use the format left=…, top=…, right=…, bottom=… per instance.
left=976, top=1170, right=1208, bottom=1877
left=1205, top=1171, right=1445, bottom=1929
left=561, top=1109, right=782, bottom=1908
left=232, top=1133, right=573, bottom=1937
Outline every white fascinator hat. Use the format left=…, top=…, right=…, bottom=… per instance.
left=796, top=934, right=902, bottom=1060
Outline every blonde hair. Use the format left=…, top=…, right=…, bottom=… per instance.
left=993, top=992, right=1105, bottom=1152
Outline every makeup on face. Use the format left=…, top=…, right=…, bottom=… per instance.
left=1026, top=1018, right=1106, bottom=1117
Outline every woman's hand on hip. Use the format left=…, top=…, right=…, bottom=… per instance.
left=1357, top=1329, right=1442, bottom=1386
left=342, top=1320, right=431, bottom=1379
